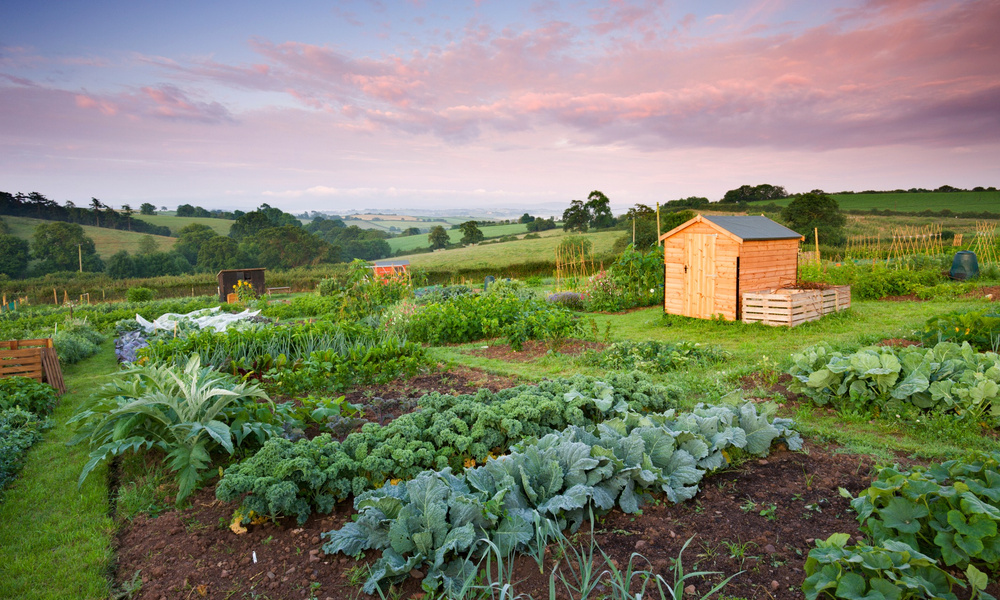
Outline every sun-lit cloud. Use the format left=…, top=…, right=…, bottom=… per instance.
left=0, top=0, right=998, bottom=208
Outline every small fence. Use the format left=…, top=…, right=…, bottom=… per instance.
left=742, top=285, right=851, bottom=327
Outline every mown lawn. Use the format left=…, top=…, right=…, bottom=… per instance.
left=0, top=347, right=118, bottom=600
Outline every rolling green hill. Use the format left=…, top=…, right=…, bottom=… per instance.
left=1, top=216, right=177, bottom=259
left=768, top=191, right=1000, bottom=213
left=138, top=214, right=232, bottom=236
left=388, top=223, right=530, bottom=252
left=403, top=229, right=623, bottom=270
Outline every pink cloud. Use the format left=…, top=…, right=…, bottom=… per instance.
left=72, top=85, right=233, bottom=123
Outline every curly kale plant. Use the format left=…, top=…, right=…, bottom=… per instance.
left=217, top=372, right=679, bottom=523
left=321, top=401, right=801, bottom=595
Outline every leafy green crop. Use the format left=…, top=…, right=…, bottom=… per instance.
left=0, top=377, right=58, bottom=415
left=923, top=309, right=1000, bottom=353
left=803, top=533, right=966, bottom=600
left=788, top=342, right=1000, bottom=419
left=321, top=401, right=801, bottom=595
left=216, top=372, right=680, bottom=523
left=0, top=407, right=51, bottom=493
left=69, top=355, right=275, bottom=504
left=847, top=452, right=1000, bottom=571
left=405, top=292, right=580, bottom=351
left=583, top=340, right=724, bottom=373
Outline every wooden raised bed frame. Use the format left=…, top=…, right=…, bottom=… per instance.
left=741, top=286, right=851, bottom=327
left=0, top=338, right=66, bottom=395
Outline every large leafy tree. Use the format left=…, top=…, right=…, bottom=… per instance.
left=242, top=226, right=331, bottom=270
left=562, top=200, right=590, bottom=233
left=106, top=250, right=136, bottom=279
left=585, top=190, right=615, bottom=229
left=428, top=225, right=449, bottom=249
left=459, top=221, right=484, bottom=245
left=0, top=234, right=30, bottom=278
left=197, top=236, right=242, bottom=272
left=174, top=223, right=218, bottom=264
left=780, top=192, right=846, bottom=245
left=139, top=203, right=156, bottom=215
left=31, top=221, right=102, bottom=272
left=721, top=184, right=788, bottom=203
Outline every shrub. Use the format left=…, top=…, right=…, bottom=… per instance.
left=0, top=377, right=58, bottom=415
left=125, top=287, right=155, bottom=302
left=547, top=291, right=585, bottom=311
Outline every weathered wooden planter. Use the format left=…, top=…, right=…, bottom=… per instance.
left=741, top=285, right=851, bottom=327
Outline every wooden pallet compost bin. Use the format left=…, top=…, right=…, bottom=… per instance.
left=659, top=215, right=805, bottom=321
left=0, top=338, right=66, bottom=394
left=741, top=285, right=851, bottom=327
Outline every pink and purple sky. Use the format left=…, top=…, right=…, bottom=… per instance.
left=2, top=0, right=998, bottom=214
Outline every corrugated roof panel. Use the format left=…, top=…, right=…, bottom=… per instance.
left=702, top=215, right=803, bottom=241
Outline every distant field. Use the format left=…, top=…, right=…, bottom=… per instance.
left=337, top=218, right=455, bottom=233
left=769, top=191, right=1000, bottom=212
left=138, top=214, right=232, bottom=236
left=388, top=223, right=530, bottom=252
left=3, top=216, right=177, bottom=259
left=403, top=229, right=623, bottom=270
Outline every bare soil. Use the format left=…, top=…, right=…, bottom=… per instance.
left=114, top=442, right=882, bottom=600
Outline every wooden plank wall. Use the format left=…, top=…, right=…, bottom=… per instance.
left=739, top=239, right=800, bottom=295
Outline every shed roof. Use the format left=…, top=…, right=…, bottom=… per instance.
left=659, top=215, right=803, bottom=243
left=702, top=216, right=802, bottom=241
left=216, top=268, right=265, bottom=277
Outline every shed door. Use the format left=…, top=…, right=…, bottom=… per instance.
left=684, top=233, right=717, bottom=319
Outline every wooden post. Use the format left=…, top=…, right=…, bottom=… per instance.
left=102, top=289, right=106, bottom=300
left=78, top=244, right=83, bottom=272
left=632, top=218, right=635, bottom=247
left=63, top=290, right=68, bottom=304
left=656, top=202, right=662, bottom=246
left=53, top=288, right=58, bottom=304
left=814, top=228, right=820, bottom=267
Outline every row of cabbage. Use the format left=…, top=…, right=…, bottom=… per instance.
left=788, top=341, right=1000, bottom=419
left=318, top=402, right=801, bottom=595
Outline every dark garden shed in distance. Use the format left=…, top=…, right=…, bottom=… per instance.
left=217, top=268, right=266, bottom=302
left=658, top=215, right=804, bottom=321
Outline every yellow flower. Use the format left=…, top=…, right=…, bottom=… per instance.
left=390, top=478, right=402, bottom=485
left=464, top=458, right=477, bottom=468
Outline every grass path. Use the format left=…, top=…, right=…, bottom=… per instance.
left=0, top=346, right=118, bottom=600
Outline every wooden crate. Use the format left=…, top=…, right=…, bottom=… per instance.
left=0, top=338, right=66, bottom=394
left=742, top=285, right=851, bottom=327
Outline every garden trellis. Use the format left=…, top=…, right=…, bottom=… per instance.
left=971, top=221, right=998, bottom=267
left=554, top=242, right=596, bottom=291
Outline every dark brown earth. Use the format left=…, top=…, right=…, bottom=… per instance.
left=114, top=442, right=880, bottom=600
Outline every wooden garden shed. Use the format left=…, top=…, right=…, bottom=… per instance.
left=216, top=268, right=266, bottom=302
left=658, top=215, right=804, bottom=321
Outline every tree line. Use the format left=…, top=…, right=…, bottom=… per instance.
left=0, top=191, right=171, bottom=236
